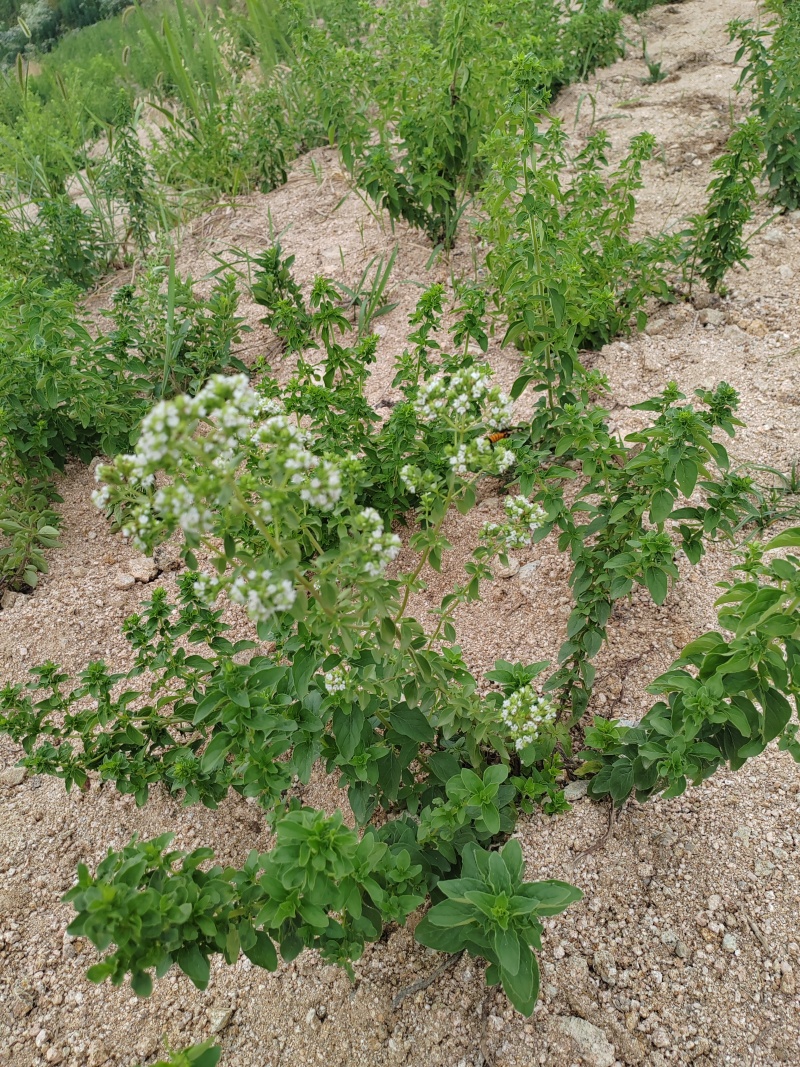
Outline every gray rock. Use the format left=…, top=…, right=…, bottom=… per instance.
left=675, top=941, right=690, bottom=959
left=0, top=766, right=27, bottom=787
left=113, top=572, right=136, bottom=590
left=128, top=555, right=158, bottom=583
left=761, top=228, right=785, bottom=247
left=722, top=934, right=738, bottom=953
left=699, top=309, right=726, bottom=327
left=154, top=543, right=183, bottom=573
left=495, top=557, right=520, bottom=579
left=87, top=1041, right=110, bottom=1067
left=564, top=780, right=589, bottom=802
left=62, top=933, right=77, bottom=961
left=1, top=589, right=18, bottom=611
left=593, top=948, right=617, bottom=985
left=651, top=1029, right=671, bottom=1049
left=723, top=325, right=747, bottom=344
left=644, top=317, right=668, bottom=337
left=209, top=1006, right=235, bottom=1034
left=555, top=1016, right=616, bottom=1067
left=518, top=562, right=540, bottom=581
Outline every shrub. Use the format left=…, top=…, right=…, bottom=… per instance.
left=0, top=266, right=245, bottom=591
left=584, top=528, right=800, bottom=803
left=298, top=0, right=624, bottom=247
left=731, top=5, right=800, bottom=210
left=3, top=315, right=586, bottom=1012
left=0, top=262, right=759, bottom=1015
left=688, top=117, right=764, bottom=293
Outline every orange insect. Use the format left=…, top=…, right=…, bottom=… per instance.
left=485, top=427, right=523, bottom=446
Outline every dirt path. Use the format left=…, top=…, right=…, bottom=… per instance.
left=2, top=2, right=799, bottom=1065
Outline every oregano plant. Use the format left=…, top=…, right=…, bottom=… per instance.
left=2, top=308, right=585, bottom=1015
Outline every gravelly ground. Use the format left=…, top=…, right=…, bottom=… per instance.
left=2, top=1, right=799, bottom=1065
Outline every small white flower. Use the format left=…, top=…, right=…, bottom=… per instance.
left=482, top=496, right=546, bottom=551
left=498, top=684, right=557, bottom=750
left=323, top=664, right=349, bottom=693
left=228, top=568, right=297, bottom=622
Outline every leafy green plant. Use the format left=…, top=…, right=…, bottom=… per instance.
left=613, top=0, right=671, bottom=14
left=731, top=6, right=800, bottom=210
left=0, top=471, right=60, bottom=592
left=482, top=54, right=679, bottom=364
left=0, top=266, right=245, bottom=589
left=335, top=246, right=398, bottom=339
left=641, top=38, right=667, bottom=84
left=299, top=0, right=623, bottom=248
left=584, top=528, right=800, bottom=803
left=100, top=91, right=158, bottom=256
left=415, top=839, right=582, bottom=1015
left=0, top=289, right=588, bottom=1014
left=251, top=242, right=313, bottom=354
left=688, top=117, right=764, bottom=293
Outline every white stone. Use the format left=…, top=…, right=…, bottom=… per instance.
left=564, top=780, right=589, bottom=802
left=0, top=767, right=27, bottom=787
left=495, top=557, right=520, bottom=579
left=555, top=1016, right=616, bottom=1067
left=128, top=555, right=158, bottom=583
left=208, top=1006, right=234, bottom=1034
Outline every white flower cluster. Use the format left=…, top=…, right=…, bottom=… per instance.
left=323, top=664, right=349, bottom=693
left=351, top=507, right=402, bottom=578
left=251, top=415, right=342, bottom=512
left=91, top=482, right=112, bottom=509
left=131, top=374, right=268, bottom=480
left=499, top=685, right=557, bottom=751
left=153, top=482, right=214, bottom=540
left=228, top=567, right=297, bottom=622
left=447, top=438, right=515, bottom=477
left=193, top=571, right=221, bottom=605
left=414, top=366, right=514, bottom=430
left=482, top=495, right=546, bottom=550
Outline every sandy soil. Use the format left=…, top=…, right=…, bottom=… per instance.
left=2, top=2, right=799, bottom=1065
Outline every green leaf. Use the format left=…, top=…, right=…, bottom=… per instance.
left=510, top=374, right=535, bottom=400
left=500, top=945, right=539, bottom=1016
left=177, top=944, right=211, bottom=989
left=332, top=706, right=365, bottom=761
left=243, top=930, right=278, bottom=971
left=131, top=971, right=153, bottom=998
left=200, top=731, right=232, bottom=774
left=649, top=489, right=674, bottom=524
left=763, top=688, right=792, bottom=743
left=480, top=802, right=500, bottom=834
left=644, top=567, right=668, bottom=605
left=764, top=528, right=800, bottom=551
left=391, top=703, right=434, bottom=743
left=609, top=759, right=635, bottom=804
left=676, top=459, right=698, bottom=498
left=414, top=913, right=470, bottom=954
left=292, top=649, right=318, bottom=698
left=548, top=287, right=566, bottom=327
left=188, top=1043, right=222, bottom=1067
left=494, top=927, right=521, bottom=976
